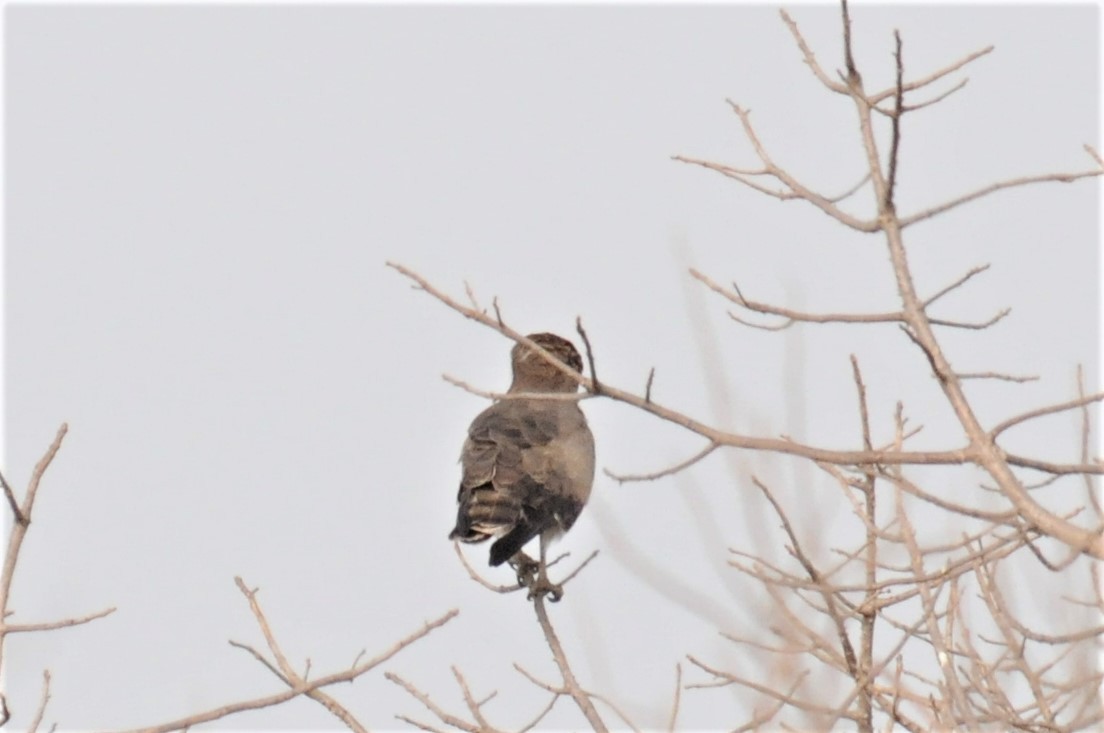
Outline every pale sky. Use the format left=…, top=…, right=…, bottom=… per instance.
left=3, top=4, right=1099, bottom=731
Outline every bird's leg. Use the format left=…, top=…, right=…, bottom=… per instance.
left=527, top=534, right=564, bottom=602
left=508, top=550, right=540, bottom=587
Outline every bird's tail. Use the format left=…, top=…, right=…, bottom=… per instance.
left=449, top=486, right=521, bottom=545
left=488, top=519, right=542, bottom=566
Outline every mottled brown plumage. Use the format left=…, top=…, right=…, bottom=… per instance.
left=449, top=334, right=595, bottom=580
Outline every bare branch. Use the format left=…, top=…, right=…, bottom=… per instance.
left=463, top=280, right=484, bottom=313
left=532, top=594, right=608, bottom=732
left=931, top=307, right=1011, bottom=330
left=228, top=640, right=288, bottom=685
left=841, top=0, right=859, bottom=86
left=451, top=666, right=499, bottom=732
left=956, top=371, right=1038, bottom=384
left=2, top=606, right=117, bottom=634
left=827, top=172, right=872, bottom=203
left=693, top=267, right=906, bottom=327
left=732, top=673, right=812, bottom=732
left=394, top=714, right=450, bottom=733
left=875, top=77, right=969, bottom=116
left=1003, top=453, right=1104, bottom=477
left=386, top=671, right=481, bottom=733
left=779, top=9, right=848, bottom=94
left=604, top=442, right=718, bottom=484
left=555, top=550, right=600, bottom=588
left=885, top=30, right=904, bottom=210
left=688, top=655, right=843, bottom=717
left=27, top=670, right=51, bottom=733
left=991, top=392, right=1104, bottom=439
left=675, top=102, right=881, bottom=232
left=666, top=663, right=682, bottom=733
left=453, top=541, right=525, bottom=594
left=516, top=693, right=558, bottom=733
left=1076, top=364, right=1102, bottom=519
left=110, top=608, right=458, bottom=733
left=0, top=471, right=23, bottom=527
left=441, top=373, right=589, bottom=403
left=575, top=316, right=601, bottom=394
left=0, top=424, right=69, bottom=675
left=869, top=45, right=994, bottom=104
left=751, top=476, right=859, bottom=678
left=900, top=165, right=1102, bottom=229
left=232, top=577, right=369, bottom=733
left=1085, top=144, right=1103, bottom=167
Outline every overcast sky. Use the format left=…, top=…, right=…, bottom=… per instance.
left=3, top=3, right=1100, bottom=731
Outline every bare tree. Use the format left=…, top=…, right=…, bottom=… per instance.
left=3, top=3, right=1099, bottom=731
left=387, top=2, right=1102, bottom=731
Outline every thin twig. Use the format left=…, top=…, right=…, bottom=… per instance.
left=922, top=264, right=993, bottom=306
left=442, top=373, right=588, bottom=403
left=869, top=46, right=994, bottom=105
left=2, top=606, right=117, bottom=634
left=779, top=9, right=848, bottom=94
left=463, top=280, right=482, bottom=312
left=900, top=166, right=1102, bottom=228
left=875, top=77, right=968, bottom=115
left=990, top=392, right=1104, bottom=439
left=667, top=663, right=683, bottom=733
left=604, top=442, right=718, bottom=484
left=0, top=471, right=23, bottom=527
left=885, top=30, right=904, bottom=210
left=751, top=476, right=859, bottom=678
left=851, top=355, right=877, bottom=733
left=517, top=694, right=558, bottom=733
left=27, top=670, right=51, bottom=733
left=575, top=316, right=601, bottom=394
left=827, top=172, right=872, bottom=203
left=694, top=268, right=907, bottom=326
left=1085, top=144, right=1103, bottom=167
left=453, top=541, right=525, bottom=594
left=1076, top=364, right=1102, bottom=518
left=228, top=640, right=288, bottom=684
left=451, top=666, right=497, bottom=731
left=841, top=0, right=859, bottom=85
left=555, top=550, right=600, bottom=588
left=956, top=371, right=1038, bottom=384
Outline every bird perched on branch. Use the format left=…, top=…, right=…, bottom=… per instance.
left=449, top=333, right=595, bottom=599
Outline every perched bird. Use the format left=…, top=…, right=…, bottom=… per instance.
left=449, top=333, right=595, bottom=595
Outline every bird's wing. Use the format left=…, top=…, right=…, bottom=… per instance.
left=460, top=400, right=561, bottom=495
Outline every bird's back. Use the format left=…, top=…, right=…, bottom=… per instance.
left=450, top=397, right=595, bottom=565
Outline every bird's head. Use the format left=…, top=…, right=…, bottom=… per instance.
left=509, top=333, right=584, bottom=394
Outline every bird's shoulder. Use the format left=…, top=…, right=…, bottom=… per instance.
left=467, top=398, right=584, bottom=448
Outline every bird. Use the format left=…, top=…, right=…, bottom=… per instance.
left=449, top=333, right=595, bottom=598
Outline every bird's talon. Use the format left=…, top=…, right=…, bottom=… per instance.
left=509, top=554, right=540, bottom=587
left=524, top=575, right=563, bottom=601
